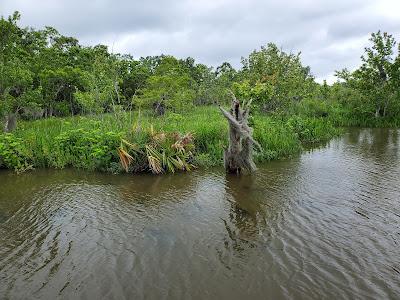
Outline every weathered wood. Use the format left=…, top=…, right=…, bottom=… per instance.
left=219, top=95, right=260, bottom=174
left=3, top=113, right=17, bottom=132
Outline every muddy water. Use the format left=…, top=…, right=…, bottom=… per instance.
left=0, top=128, right=399, bottom=299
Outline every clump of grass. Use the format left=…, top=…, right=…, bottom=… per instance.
left=118, top=127, right=195, bottom=174
left=252, top=117, right=302, bottom=161
left=287, top=115, right=341, bottom=144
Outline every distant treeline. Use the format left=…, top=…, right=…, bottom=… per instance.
left=1, top=11, right=400, bottom=125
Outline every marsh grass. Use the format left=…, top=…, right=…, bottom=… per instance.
left=0, top=106, right=340, bottom=173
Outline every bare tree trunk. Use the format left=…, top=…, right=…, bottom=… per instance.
left=219, top=94, right=260, bottom=174
left=383, top=99, right=389, bottom=117
left=114, top=81, right=120, bottom=105
left=70, top=94, right=74, bottom=116
left=375, top=106, right=380, bottom=118
left=3, top=113, right=17, bottom=132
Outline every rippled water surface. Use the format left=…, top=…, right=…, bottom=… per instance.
left=1, top=128, right=400, bottom=299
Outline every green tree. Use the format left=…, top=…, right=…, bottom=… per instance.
left=0, top=12, right=38, bottom=130
left=136, top=56, right=195, bottom=113
left=237, top=43, right=315, bottom=112
left=75, top=47, right=123, bottom=114
left=39, top=66, right=87, bottom=116
left=337, top=31, right=400, bottom=117
left=118, top=55, right=151, bottom=109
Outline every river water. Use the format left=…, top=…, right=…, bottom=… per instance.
left=0, top=128, right=399, bottom=299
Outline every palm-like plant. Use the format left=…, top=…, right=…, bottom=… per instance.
left=118, top=127, right=195, bottom=174
left=145, top=131, right=194, bottom=174
left=117, top=139, right=141, bottom=172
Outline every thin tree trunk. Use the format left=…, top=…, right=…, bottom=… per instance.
left=114, top=81, right=120, bottom=105
left=3, top=113, right=17, bottom=132
left=375, top=106, right=380, bottom=118
left=383, top=99, right=389, bottom=117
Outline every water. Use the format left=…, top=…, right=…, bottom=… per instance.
left=0, top=128, right=399, bottom=299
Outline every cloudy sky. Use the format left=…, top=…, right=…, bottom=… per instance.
left=2, top=0, right=399, bottom=82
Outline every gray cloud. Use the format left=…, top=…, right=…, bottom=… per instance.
left=2, top=0, right=400, bottom=83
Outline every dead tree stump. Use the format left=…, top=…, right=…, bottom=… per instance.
left=219, top=95, right=261, bottom=174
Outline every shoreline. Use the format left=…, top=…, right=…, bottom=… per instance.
left=1, top=107, right=399, bottom=174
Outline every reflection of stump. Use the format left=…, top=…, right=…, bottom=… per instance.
left=219, top=94, right=260, bottom=174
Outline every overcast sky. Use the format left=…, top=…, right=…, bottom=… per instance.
left=2, top=0, right=399, bottom=83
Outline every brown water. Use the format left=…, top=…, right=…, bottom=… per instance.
left=0, top=128, right=400, bottom=300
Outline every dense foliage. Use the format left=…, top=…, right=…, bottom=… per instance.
left=336, top=31, right=400, bottom=122
left=0, top=12, right=234, bottom=119
left=0, top=12, right=399, bottom=173
left=0, top=108, right=339, bottom=172
left=2, top=12, right=400, bottom=123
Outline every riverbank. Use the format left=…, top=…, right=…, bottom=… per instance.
left=0, top=106, right=340, bottom=173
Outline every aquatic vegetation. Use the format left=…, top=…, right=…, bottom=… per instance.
left=149, top=130, right=195, bottom=174
left=118, top=139, right=140, bottom=173
left=287, top=115, right=341, bottom=144
left=0, top=13, right=398, bottom=174
left=51, top=129, right=122, bottom=170
left=0, top=133, right=32, bottom=172
left=118, top=128, right=195, bottom=174
left=0, top=106, right=341, bottom=173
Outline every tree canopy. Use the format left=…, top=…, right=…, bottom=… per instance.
left=1, top=11, right=400, bottom=127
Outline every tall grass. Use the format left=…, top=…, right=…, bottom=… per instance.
left=0, top=106, right=340, bottom=173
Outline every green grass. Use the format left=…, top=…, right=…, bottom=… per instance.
left=0, top=106, right=340, bottom=173
left=328, top=110, right=400, bottom=128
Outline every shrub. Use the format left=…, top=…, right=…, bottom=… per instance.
left=52, top=129, right=122, bottom=170
left=287, top=116, right=339, bottom=143
left=0, top=134, right=32, bottom=171
left=253, top=117, right=301, bottom=160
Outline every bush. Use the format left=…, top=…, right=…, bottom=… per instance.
left=52, top=129, right=122, bottom=170
left=0, top=106, right=343, bottom=173
left=253, top=117, right=301, bottom=160
left=295, top=99, right=330, bottom=118
left=0, top=134, right=32, bottom=171
left=287, top=116, right=340, bottom=143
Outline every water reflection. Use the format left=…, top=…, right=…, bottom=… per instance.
left=1, top=128, right=400, bottom=299
left=346, top=128, right=399, bottom=159
left=220, top=175, right=266, bottom=259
